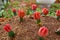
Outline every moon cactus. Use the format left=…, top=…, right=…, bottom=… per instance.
left=38, top=26, right=48, bottom=40
left=42, top=8, right=49, bottom=15
left=31, top=4, right=37, bottom=11
left=12, top=8, right=17, bottom=16
left=56, top=10, right=60, bottom=20
left=33, top=12, right=41, bottom=25
left=4, top=24, right=15, bottom=37
left=18, top=10, right=25, bottom=22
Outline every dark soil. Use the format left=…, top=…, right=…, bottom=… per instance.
left=0, top=16, right=60, bottom=40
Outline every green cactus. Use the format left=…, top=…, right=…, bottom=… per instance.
left=8, top=31, right=15, bottom=37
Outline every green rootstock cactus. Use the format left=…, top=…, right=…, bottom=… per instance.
left=14, top=12, right=17, bottom=16
left=39, top=37, right=44, bottom=40
left=57, top=16, right=60, bottom=21
left=8, top=31, right=15, bottom=37
left=37, top=19, right=41, bottom=24
left=20, top=17, right=23, bottom=22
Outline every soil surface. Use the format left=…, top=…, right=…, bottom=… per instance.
left=0, top=0, right=60, bottom=40
left=0, top=16, right=60, bottom=40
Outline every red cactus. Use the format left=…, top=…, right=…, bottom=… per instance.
left=4, top=24, right=12, bottom=32
left=33, top=12, right=41, bottom=20
left=18, top=10, right=25, bottom=18
left=31, top=4, right=37, bottom=10
left=12, top=8, right=16, bottom=12
left=42, top=8, right=49, bottom=15
left=38, top=26, right=48, bottom=37
left=56, top=10, right=60, bottom=16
